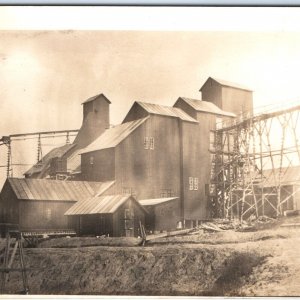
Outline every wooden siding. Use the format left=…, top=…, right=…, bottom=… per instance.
left=201, top=77, right=253, bottom=116
left=81, top=148, right=115, bottom=182
left=70, top=198, right=145, bottom=237
left=201, top=78, right=223, bottom=109
left=181, top=120, right=206, bottom=220
left=49, top=157, right=68, bottom=175
left=144, top=198, right=180, bottom=232
left=221, top=86, right=253, bottom=116
left=78, top=214, right=114, bottom=236
left=114, top=115, right=181, bottom=200
left=74, top=94, right=110, bottom=148
left=113, top=198, right=145, bottom=237
left=0, top=181, right=19, bottom=225
left=173, top=99, right=197, bottom=120
left=19, top=200, right=75, bottom=231
left=182, top=111, right=222, bottom=220
left=123, top=102, right=149, bottom=123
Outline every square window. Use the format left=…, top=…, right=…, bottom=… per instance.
left=194, top=177, right=199, bottom=190
left=189, top=177, right=194, bottom=190
left=144, top=137, right=149, bottom=149
left=149, top=137, right=154, bottom=150
left=90, top=156, right=94, bottom=165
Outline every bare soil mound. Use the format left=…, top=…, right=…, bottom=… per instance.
left=37, top=236, right=142, bottom=248
left=3, top=245, right=264, bottom=295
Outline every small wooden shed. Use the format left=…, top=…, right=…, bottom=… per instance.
left=65, top=194, right=147, bottom=237
left=138, top=197, right=181, bottom=233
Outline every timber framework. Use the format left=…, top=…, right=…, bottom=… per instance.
left=209, top=101, right=300, bottom=220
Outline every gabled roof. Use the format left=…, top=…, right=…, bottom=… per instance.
left=65, top=194, right=147, bottom=215
left=135, top=102, right=198, bottom=123
left=80, top=117, right=149, bottom=154
left=200, top=77, right=252, bottom=92
left=177, top=97, right=236, bottom=117
left=82, top=93, right=111, bottom=105
left=24, top=144, right=76, bottom=177
left=139, top=197, right=179, bottom=206
left=7, top=178, right=114, bottom=202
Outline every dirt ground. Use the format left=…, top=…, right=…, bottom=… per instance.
left=1, top=217, right=300, bottom=296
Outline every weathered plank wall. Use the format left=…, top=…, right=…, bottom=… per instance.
left=19, top=200, right=75, bottom=230
left=114, top=115, right=181, bottom=200
left=81, top=148, right=115, bottom=182
left=0, top=180, right=19, bottom=224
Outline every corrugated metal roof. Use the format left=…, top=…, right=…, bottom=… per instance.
left=7, top=178, right=114, bottom=202
left=178, top=98, right=236, bottom=117
left=80, top=117, right=149, bottom=154
left=200, top=77, right=252, bottom=92
left=139, top=197, right=179, bottom=206
left=211, top=77, right=253, bottom=92
left=82, top=93, right=111, bottom=104
left=137, top=102, right=198, bottom=123
left=65, top=194, right=131, bottom=215
left=262, top=166, right=300, bottom=187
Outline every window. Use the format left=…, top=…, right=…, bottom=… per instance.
left=189, top=177, right=194, bottom=190
left=194, top=177, right=199, bottom=190
left=149, top=137, right=154, bottom=150
left=189, top=177, right=199, bottom=191
left=144, top=137, right=149, bottom=149
left=89, top=156, right=94, bottom=165
left=46, top=208, right=52, bottom=221
left=144, top=137, right=154, bottom=150
left=122, top=187, right=132, bottom=195
left=161, top=189, right=174, bottom=197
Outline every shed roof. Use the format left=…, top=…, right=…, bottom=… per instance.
left=200, top=77, right=252, bottom=92
left=65, top=194, right=146, bottom=215
left=177, top=97, right=236, bottom=117
left=262, top=166, right=300, bottom=187
left=138, top=197, right=179, bottom=206
left=80, top=117, right=149, bottom=154
left=7, top=178, right=114, bottom=202
left=136, top=101, right=198, bottom=123
left=82, top=93, right=111, bottom=105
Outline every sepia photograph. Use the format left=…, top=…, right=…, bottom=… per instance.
left=0, top=6, right=300, bottom=297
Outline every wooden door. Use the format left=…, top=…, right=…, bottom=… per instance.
left=124, top=208, right=134, bottom=237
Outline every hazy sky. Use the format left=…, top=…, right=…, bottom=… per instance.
left=2, top=30, right=300, bottom=132
left=1, top=7, right=300, bottom=185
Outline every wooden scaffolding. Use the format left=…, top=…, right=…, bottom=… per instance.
left=209, top=103, right=300, bottom=220
left=0, top=225, right=29, bottom=294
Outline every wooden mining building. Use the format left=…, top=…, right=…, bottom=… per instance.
left=0, top=77, right=253, bottom=237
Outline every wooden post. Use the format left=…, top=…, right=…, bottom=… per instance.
left=0, top=228, right=29, bottom=294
